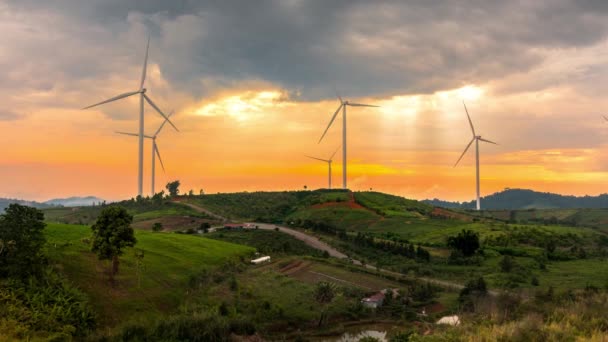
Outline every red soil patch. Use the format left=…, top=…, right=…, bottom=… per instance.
left=311, top=191, right=367, bottom=210
left=425, top=302, right=446, bottom=314
left=278, top=260, right=311, bottom=275
left=431, top=207, right=473, bottom=222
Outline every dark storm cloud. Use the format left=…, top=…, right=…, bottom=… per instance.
left=5, top=0, right=608, bottom=100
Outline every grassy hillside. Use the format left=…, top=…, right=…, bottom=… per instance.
left=184, top=189, right=351, bottom=222
left=43, top=198, right=218, bottom=233
left=477, top=207, right=608, bottom=233
left=45, top=223, right=254, bottom=327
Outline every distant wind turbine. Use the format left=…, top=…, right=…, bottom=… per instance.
left=82, top=36, right=177, bottom=197
left=116, top=111, right=176, bottom=196
left=305, top=147, right=340, bottom=189
left=318, top=91, right=379, bottom=189
left=454, top=102, right=498, bottom=211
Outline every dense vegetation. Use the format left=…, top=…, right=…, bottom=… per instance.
left=207, top=229, right=324, bottom=257
left=0, top=205, right=95, bottom=341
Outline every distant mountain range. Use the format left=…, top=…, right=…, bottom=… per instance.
left=423, top=188, right=608, bottom=210
left=0, top=196, right=104, bottom=212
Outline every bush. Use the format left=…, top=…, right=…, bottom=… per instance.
left=0, top=204, right=46, bottom=278
left=447, top=229, right=480, bottom=257
left=152, top=222, right=163, bottom=232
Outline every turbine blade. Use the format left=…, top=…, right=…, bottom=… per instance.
left=454, top=138, right=475, bottom=167
left=143, top=94, right=179, bottom=132
left=347, top=103, right=380, bottom=107
left=82, top=90, right=140, bottom=109
left=140, top=35, right=150, bottom=90
left=154, top=143, right=166, bottom=173
left=463, top=101, right=476, bottom=136
left=318, top=103, right=343, bottom=143
left=329, top=146, right=340, bottom=160
left=154, top=110, right=175, bottom=137
left=115, top=131, right=153, bottom=139
left=479, top=137, right=498, bottom=145
left=603, top=115, right=608, bottom=122
left=305, top=155, right=329, bottom=162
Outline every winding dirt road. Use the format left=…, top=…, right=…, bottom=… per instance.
left=173, top=200, right=492, bottom=293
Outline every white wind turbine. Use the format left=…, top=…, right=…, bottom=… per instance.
left=305, top=147, right=340, bottom=189
left=318, top=92, right=379, bottom=189
left=82, top=36, right=177, bottom=197
left=116, top=111, right=176, bottom=196
left=454, top=102, right=498, bottom=211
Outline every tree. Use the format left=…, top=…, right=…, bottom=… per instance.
left=152, top=222, right=163, bottom=232
left=134, top=248, right=145, bottom=288
left=499, top=255, right=516, bottom=273
left=199, top=222, right=210, bottom=233
left=0, top=204, right=46, bottom=278
left=91, top=206, right=137, bottom=283
left=314, top=281, right=336, bottom=326
left=459, top=276, right=488, bottom=312
left=303, top=185, right=308, bottom=190
left=447, top=229, right=480, bottom=257
left=165, top=180, right=181, bottom=196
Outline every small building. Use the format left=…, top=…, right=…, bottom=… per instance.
left=243, top=223, right=257, bottom=229
left=223, top=223, right=244, bottom=230
left=361, top=292, right=385, bottom=308
left=361, top=288, right=399, bottom=309
left=251, top=256, right=271, bottom=265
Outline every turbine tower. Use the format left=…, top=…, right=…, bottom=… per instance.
left=116, top=111, right=176, bottom=196
left=318, top=92, right=379, bottom=189
left=305, top=147, right=340, bottom=189
left=82, top=36, right=177, bottom=197
left=454, top=102, right=498, bottom=211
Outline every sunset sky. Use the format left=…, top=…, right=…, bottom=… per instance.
left=3, top=1, right=608, bottom=202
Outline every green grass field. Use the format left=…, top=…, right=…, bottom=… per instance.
left=44, top=223, right=254, bottom=327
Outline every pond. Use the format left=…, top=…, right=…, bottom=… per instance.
left=313, top=323, right=405, bottom=342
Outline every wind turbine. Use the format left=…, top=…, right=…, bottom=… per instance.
left=454, top=102, right=498, bottom=211
left=305, top=147, right=340, bottom=189
left=318, top=92, right=379, bottom=189
left=82, top=36, right=177, bottom=197
left=116, top=111, right=176, bottom=196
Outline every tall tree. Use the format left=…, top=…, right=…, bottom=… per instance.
left=0, top=204, right=46, bottom=278
left=314, top=281, right=337, bottom=326
left=447, top=229, right=480, bottom=257
left=166, top=180, right=181, bottom=196
left=91, top=206, right=136, bottom=283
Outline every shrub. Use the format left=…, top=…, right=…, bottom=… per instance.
left=152, top=222, right=163, bottom=232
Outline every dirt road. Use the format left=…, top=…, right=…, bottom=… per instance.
left=174, top=200, right=488, bottom=293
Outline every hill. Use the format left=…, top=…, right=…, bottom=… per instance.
left=43, top=196, right=104, bottom=207
left=0, top=197, right=52, bottom=211
left=423, top=188, right=608, bottom=210
left=180, top=190, right=608, bottom=291
left=45, top=223, right=254, bottom=326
